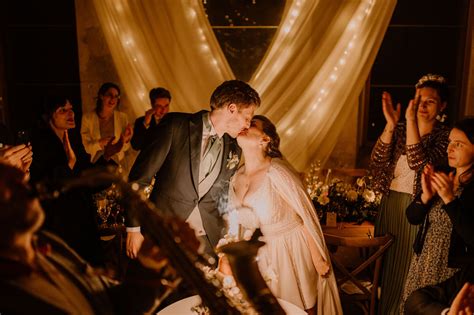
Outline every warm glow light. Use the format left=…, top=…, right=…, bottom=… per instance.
left=92, top=0, right=394, bottom=171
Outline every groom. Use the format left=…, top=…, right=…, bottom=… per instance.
left=126, top=80, right=260, bottom=258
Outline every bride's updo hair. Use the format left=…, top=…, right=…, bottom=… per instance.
left=253, top=115, right=283, bottom=159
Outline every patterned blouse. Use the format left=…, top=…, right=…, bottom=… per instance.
left=370, top=122, right=450, bottom=196
left=401, top=189, right=463, bottom=310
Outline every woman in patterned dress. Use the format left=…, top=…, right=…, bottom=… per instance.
left=402, top=117, right=474, bottom=311
left=370, top=74, right=450, bottom=314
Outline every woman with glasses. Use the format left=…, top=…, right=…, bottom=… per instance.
left=81, top=82, right=133, bottom=176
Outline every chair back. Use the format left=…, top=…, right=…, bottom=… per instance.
left=324, top=233, right=394, bottom=315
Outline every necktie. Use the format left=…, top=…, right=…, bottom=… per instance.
left=200, top=135, right=222, bottom=181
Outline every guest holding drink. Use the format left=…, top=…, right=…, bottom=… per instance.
left=370, top=74, right=450, bottom=314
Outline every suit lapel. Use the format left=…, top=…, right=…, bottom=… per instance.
left=189, top=111, right=206, bottom=195
left=218, top=134, right=231, bottom=178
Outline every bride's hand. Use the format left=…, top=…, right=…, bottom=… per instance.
left=315, top=259, right=330, bottom=277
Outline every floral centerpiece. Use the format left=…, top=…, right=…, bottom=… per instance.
left=304, top=162, right=382, bottom=224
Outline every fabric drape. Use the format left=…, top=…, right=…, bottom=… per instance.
left=91, top=0, right=396, bottom=171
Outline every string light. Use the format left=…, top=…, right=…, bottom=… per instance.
left=299, top=0, right=376, bottom=123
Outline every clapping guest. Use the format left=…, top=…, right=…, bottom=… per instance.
left=403, top=117, right=474, bottom=313
left=29, top=96, right=103, bottom=266
left=30, top=97, right=90, bottom=182
left=370, top=74, right=451, bottom=314
left=0, top=144, right=32, bottom=176
left=81, top=82, right=133, bottom=175
left=131, top=87, right=171, bottom=151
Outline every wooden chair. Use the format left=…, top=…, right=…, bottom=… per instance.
left=324, top=233, right=394, bottom=315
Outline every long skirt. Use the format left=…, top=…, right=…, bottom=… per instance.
left=375, top=190, right=418, bottom=315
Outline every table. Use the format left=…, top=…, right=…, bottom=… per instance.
left=158, top=295, right=306, bottom=315
left=322, top=221, right=374, bottom=238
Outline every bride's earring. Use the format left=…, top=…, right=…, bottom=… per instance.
left=436, top=112, right=447, bottom=123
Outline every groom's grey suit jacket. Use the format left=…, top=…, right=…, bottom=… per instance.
left=127, top=110, right=241, bottom=247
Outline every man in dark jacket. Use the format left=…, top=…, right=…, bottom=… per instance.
left=126, top=80, right=260, bottom=259
left=130, top=87, right=171, bottom=151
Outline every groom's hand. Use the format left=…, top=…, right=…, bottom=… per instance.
left=126, top=231, right=145, bottom=259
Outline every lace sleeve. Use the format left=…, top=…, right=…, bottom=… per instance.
left=406, top=126, right=450, bottom=171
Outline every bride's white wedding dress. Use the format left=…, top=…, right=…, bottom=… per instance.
left=228, top=158, right=342, bottom=314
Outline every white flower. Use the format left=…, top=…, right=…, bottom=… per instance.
left=356, top=177, right=365, bottom=187
left=346, top=189, right=358, bottom=202
left=318, top=194, right=330, bottom=205
left=362, top=189, right=376, bottom=203
left=226, top=151, right=239, bottom=170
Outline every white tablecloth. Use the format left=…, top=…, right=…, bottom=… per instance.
left=158, top=295, right=306, bottom=314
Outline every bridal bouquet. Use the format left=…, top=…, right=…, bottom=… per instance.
left=304, top=163, right=381, bottom=224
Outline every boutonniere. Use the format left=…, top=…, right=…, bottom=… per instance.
left=226, top=151, right=239, bottom=170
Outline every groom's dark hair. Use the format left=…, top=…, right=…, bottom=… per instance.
left=210, top=80, right=260, bottom=110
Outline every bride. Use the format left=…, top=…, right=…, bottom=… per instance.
left=228, top=115, right=342, bottom=315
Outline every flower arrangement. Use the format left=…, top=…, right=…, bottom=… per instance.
left=304, top=162, right=382, bottom=224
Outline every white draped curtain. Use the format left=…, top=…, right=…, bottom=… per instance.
left=92, top=0, right=396, bottom=171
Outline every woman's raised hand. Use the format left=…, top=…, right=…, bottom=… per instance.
left=63, top=130, right=76, bottom=170
left=122, top=124, right=133, bottom=143
left=405, top=90, right=421, bottom=122
left=449, top=282, right=474, bottom=315
left=382, top=91, right=401, bottom=127
left=420, top=165, right=436, bottom=204
left=0, top=144, right=33, bottom=173
left=431, top=171, right=456, bottom=204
